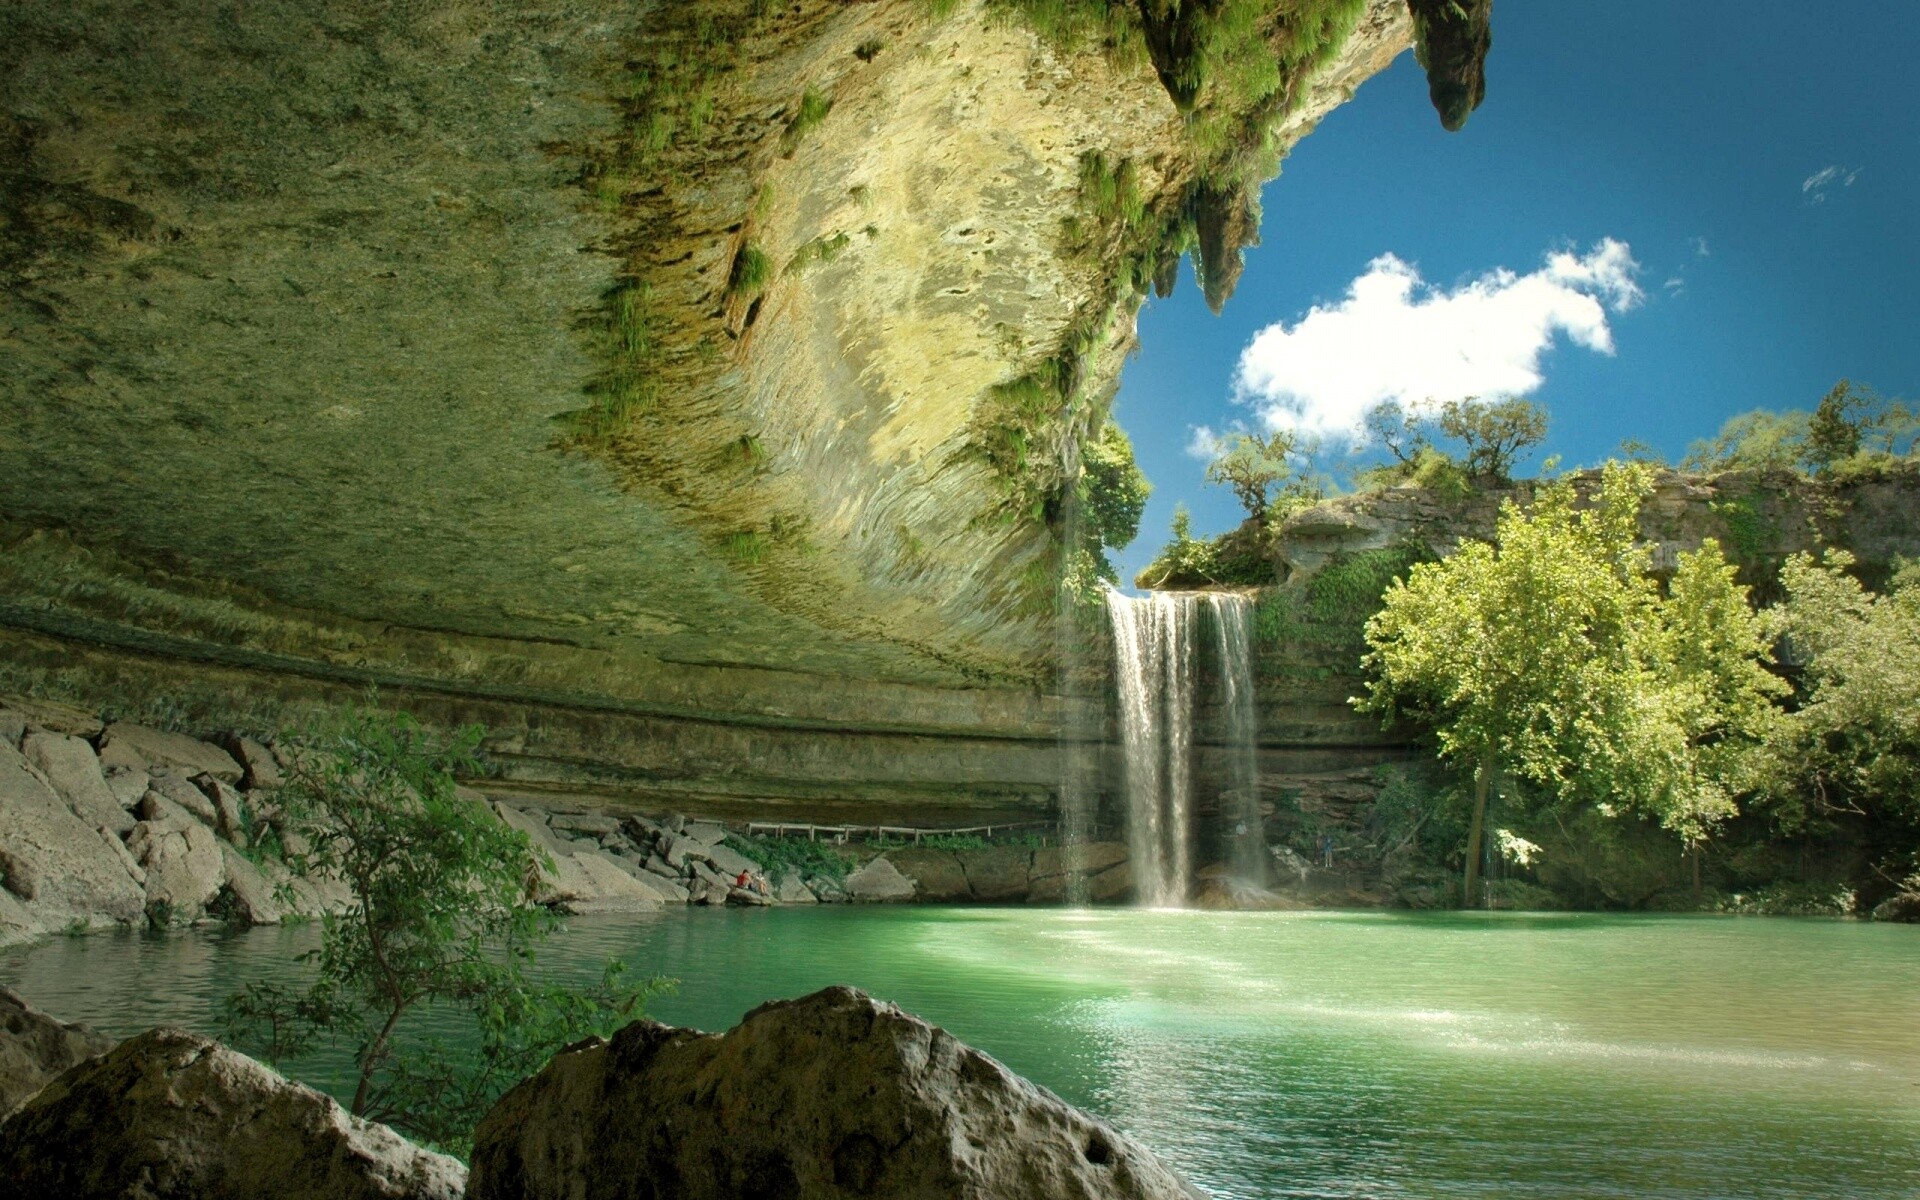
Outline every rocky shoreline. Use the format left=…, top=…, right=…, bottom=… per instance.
left=0, top=694, right=1154, bottom=951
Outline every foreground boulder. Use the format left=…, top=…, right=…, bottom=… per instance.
left=0, top=1027, right=466, bottom=1200
left=0, top=985, right=116, bottom=1117
left=468, top=985, right=1203, bottom=1200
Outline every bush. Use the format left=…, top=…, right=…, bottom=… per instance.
left=723, top=834, right=851, bottom=885
left=222, top=708, right=664, bottom=1156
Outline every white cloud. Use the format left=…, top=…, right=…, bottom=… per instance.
left=1232, top=239, right=1644, bottom=440
left=1185, top=424, right=1226, bottom=460
left=1802, top=165, right=1860, bottom=204
left=1691, top=235, right=1710, bottom=258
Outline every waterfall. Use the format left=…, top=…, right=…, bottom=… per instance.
left=1106, top=589, right=1261, bottom=906
left=1212, top=593, right=1267, bottom=884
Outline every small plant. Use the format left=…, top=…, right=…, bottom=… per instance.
left=780, top=85, right=832, bottom=153
left=724, top=531, right=769, bottom=564
left=854, top=37, right=883, bottom=61
left=784, top=231, right=851, bottom=276
left=727, top=244, right=773, bottom=302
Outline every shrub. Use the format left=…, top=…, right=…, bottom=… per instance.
left=222, top=708, right=663, bottom=1155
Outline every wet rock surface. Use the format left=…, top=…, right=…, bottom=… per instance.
left=468, top=985, right=1204, bottom=1200
left=0, top=1028, right=467, bottom=1200
left=0, top=984, right=115, bottom=1118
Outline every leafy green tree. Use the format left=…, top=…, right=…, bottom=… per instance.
left=1079, top=418, right=1151, bottom=552
left=1205, top=430, right=1298, bottom=526
left=1358, top=400, right=1473, bottom=497
left=1681, top=408, right=1810, bottom=473
left=1435, top=396, right=1547, bottom=482
left=225, top=708, right=661, bottom=1153
left=1355, top=463, right=1783, bottom=906
left=1751, top=551, right=1920, bottom=848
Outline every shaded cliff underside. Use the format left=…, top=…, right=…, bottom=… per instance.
left=1, top=0, right=1444, bottom=818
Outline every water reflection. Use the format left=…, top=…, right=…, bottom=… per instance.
left=5, top=909, right=1918, bottom=1198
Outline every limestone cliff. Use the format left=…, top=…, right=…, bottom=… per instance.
left=1, top=1, right=1420, bottom=819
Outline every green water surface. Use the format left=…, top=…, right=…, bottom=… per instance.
left=5, top=908, right=1917, bottom=1199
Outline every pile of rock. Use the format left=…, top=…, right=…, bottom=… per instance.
left=0, top=697, right=345, bottom=947
left=485, top=804, right=835, bottom=911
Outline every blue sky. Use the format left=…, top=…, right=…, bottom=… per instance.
left=1109, top=1, right=1920, bottom=586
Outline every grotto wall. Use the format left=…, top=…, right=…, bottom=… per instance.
left=1, top=0, right=1418, bottom=821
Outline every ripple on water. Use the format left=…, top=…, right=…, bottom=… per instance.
left=4, top=908, right=1919, bottom=1199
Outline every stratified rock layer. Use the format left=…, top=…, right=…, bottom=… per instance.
left=468, top=985, right=1203, bottom=1200
left=0, top=1028, right=467, bottom=1200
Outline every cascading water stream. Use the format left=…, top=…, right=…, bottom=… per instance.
left=1211, top=592, right=1267, bottom=883
left=1105, top=589, right=1261, bottom=906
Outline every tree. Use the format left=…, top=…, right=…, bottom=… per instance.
left=1435, top=396, right=1547, bottom=482
left=1079, top=418, right=1151, bottom=553
left=1205, top=430, right=1297, bottom=525
left=1355, top=462, right=1783, bottom=906
left=224, top=708, right=661, bottom=1153
left=1806, top=380, right=1868, bottom=468
left=1364, top=399, right=1431, bottom=467
left=1680, top=408, right=1810, bottom=473
left=1750, top=551, right=1920, bottom=865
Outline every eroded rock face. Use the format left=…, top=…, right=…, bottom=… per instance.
left=0, top=742, right=145, bottom=932
left=0, top=1027, right=466, bottom=1200
left=20, top=730, right=132, bottom=834
left=0, top=985, right=116, bottom=1118
left=468, top=986, right=1203, bottom=1200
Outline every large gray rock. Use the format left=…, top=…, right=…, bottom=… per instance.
left=844, top=855, right=916, bottom=902
left=550, top=813, right=622, bottom=836
left=661, top=833, right=715, bottom=870
left=681, top=821, right=729, bottom=847
left=0, top=1027, right=466, bottom=1200
left=128, top=819, right=225, bottom=924
left=773, top=874, right=817, bottom=904
left=564, top=851, right=664, bottom=914
left=222, top=734, right=283, bottom=790
left=147, top=770, right=222, bottom=827
left=0, top=985, right=117, bottom=1118
left=97, top=722, right=244, bottom=783
left=887, top=847, right=971, bottom=901
left=218, top=844, right=285, bottom=925
left=198, top=774, right=251, bottom=845
left=467, top=986, right=1202, bottom=1200
left=0, top=707, right=25, bottom=749
left=701, top=840, right=757, bottom=878
left=0, top=743, right=145, bottom=927
left=104, top=766, right=150, bottom=809
left=957, top=845, right=1032, bottom=901
left=21, top=731, right=133, bottom=834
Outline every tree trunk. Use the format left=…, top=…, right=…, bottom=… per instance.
left=1463, top=753, right=1492, bottom=909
